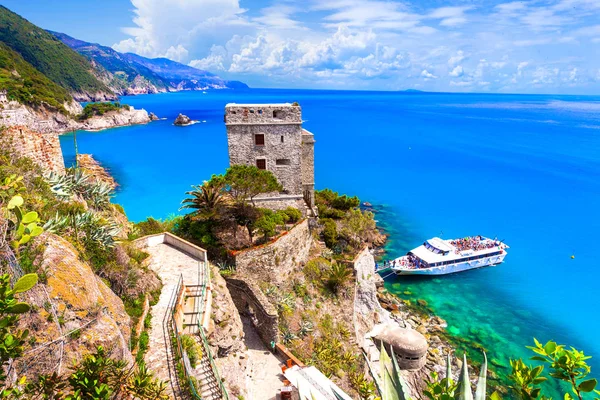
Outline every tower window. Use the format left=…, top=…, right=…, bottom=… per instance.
left=256, top=159, right=266, bottom=170
left=258, top=110, right=263, bottom=114
left=254, top=134, right=265, bottom=146
left=273, top=110, right=284, bottom=119
left=276, top=159, right=291, bottom=166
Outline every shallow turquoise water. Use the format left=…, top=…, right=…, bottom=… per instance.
left=60, top=90, right=600, bottom=387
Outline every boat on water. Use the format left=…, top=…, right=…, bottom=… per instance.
left=390, top=236, right=509, bottom=276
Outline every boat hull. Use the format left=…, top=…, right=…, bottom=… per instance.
left=393, top=254, right=506, bottom=276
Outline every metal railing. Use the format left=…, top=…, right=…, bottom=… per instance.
left=167, top=274, right=203, bottom=399
left=167, top=260, right=229, bottom=400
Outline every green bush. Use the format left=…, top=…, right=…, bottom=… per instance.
left=322, top=219, right=338, bottom=249
left=181, top=334, right=202, bottom=368
left=78, top=102, right=126, bottom=120
left=282, top=207, right=302, bottom=223
left=303, top=258, right=330, bottom=283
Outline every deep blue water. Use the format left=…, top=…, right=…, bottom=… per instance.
left=60, top=89, right=600, bottom=383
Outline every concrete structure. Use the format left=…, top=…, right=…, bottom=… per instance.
left=225, top=103, right=315, bottom=213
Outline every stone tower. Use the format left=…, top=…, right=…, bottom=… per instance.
left=224, top=103, right=315, bottom=213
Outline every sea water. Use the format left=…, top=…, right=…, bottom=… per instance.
left=60, top=89, right=600, bottom=387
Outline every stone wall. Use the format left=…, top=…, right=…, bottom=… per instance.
left=226, top=123, right=303, bottom=195
left=301, top=129, right=315, bottom=207
left=225, top=278, right=279, bottom=345
left=1, top=125, right=65, bottom=174
left=233, top=219, right=313, bottom=285
left=224, top=104, right=302, bottom=125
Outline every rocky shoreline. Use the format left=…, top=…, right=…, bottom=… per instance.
left=0, top=100, right=154, bottom=134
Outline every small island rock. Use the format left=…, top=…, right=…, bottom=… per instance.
left=174, top=113, right=195, bottom=126
left=149, top=112, right=159, bottom=121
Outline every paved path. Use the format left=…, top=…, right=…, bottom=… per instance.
left=144, top=243, right=203, bottom=398
left=242, top=317, right=286, bottom=400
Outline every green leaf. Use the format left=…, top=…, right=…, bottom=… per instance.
left=7, top=195, right=23, bottom=210
left=578, top=379, right=597, bottom=393
left=22, top=211, right=39, bottom=224
left=13, top=274, right=38, bottom=293
left=544, top=341, right=557, bottom=355
left=530, top=356, right=548, bottom=362
left=457, top=354, right=474, bottom=400
left=29, top=225, right=43, bottom=237
left=8, top=302, right=31, bottom=314
left=475, top=352, right=488, bottom=400
left=18, top=234, right=31, bottom=245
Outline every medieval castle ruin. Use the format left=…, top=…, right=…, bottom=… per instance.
left=225, top=103, right=315, bottom=214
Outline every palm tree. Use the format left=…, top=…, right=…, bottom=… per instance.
left=324, top=262, right=353, bottom=294
left=180, top=177, right=226, bottom=220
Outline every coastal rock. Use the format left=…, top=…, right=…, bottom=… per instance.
left=80, top=107, right=151, bottom=131
left=149, top=112, right=159, bottom=121
left=16, top=233, right=132, bottom=380
left=208, top=264, right=245, bottom=356
left=174, top=113, right=195, bottom=126
left=77, top=154, right=117, bottom=189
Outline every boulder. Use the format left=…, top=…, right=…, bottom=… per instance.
left=149, top=112, right=159, bottom=121
left=174, top=113, right=193, bottom=126
left=21, top=234, right=132, bottom=370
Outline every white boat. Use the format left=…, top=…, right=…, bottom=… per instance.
left=390, top=236, right=508, bottom=276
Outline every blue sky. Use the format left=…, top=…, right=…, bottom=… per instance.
left=2, top=0, right=600, bottom=93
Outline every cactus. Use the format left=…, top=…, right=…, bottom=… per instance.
left=6, top=195, right=44, bottom=251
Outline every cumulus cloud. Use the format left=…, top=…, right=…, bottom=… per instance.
left=421, top=69, right=437, bottom=79
left=111, top=0, right=600, bottom=93
left=449, top=65, right=464, bottom=77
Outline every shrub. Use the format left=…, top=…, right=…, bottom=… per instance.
left=181, top=334, right=202, bottom=368
left=322, top=219, right=338, bottom=249
left=78, top=102, right=126, bottom=120
left=282, top=207, right=302, bottom=223
left=303, top=258, right=330, bottom=283
left=324, top=262, right=352, bottom=295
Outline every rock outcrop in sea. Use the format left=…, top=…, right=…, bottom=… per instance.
left=174, top=113, right=196, bottom=126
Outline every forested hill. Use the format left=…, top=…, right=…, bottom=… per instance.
left=50, top=32, right=249, bottom=92
left=0, top=42, right=71, bottom=112
left=0, top=6, right=113, bottom=101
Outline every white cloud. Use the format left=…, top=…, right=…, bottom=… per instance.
left=421, top=69, right=437, bottom=79
left=428, top=7, right=472, bottom=27
left=448, top=50, right=465, bottom=67
left=110, top=0, right=600, bottom=93
left=449, top=65, right=464, bottom=77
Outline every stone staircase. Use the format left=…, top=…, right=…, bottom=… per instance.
left=193, top=337, right=224, bottom=400
left=181, top=286, right=226, bottom=400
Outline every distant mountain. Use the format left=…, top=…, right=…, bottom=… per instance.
left=51, top=31, right=248, bottom=94
left=0, top=6, right=113, bottom=101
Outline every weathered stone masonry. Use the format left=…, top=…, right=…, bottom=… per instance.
left=225, top=103, right=315, bottom=211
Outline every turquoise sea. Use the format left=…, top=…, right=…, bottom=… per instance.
left=60, top=89, right=600, bottom=389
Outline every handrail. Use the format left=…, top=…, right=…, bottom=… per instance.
left=196, top=261, right=229, bottom=400
left=168, top=274, right=203, bottom=399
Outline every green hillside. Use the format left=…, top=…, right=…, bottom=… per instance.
left=0, top=43, right=70, bottom=113
left=0, top=5, right=112, bottom=98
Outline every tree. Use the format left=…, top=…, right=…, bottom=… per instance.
left=180, top=175, right=227, bottom=220
left=224, top=165, right=282, bottom=206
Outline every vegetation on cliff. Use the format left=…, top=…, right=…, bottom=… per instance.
left=78, top=102, right=130, bottom=120
left=0, top=43, right=71, bottom=112
left=0, top=6, right=112, bottom=99
left=0, top=148, right=164, bottom=387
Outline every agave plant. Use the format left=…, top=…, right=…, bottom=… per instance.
left=298, top=320, right=314, bottom=337
left=424, top=351, right=492, bottom=400
left=43, top=212, right=70, bottom=234
left=282, top=329, right=298, bottom=344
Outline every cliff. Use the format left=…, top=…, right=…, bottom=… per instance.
left=0, top=99, right=151, bottom=133
left=15, top=234, right=133, bottom=379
